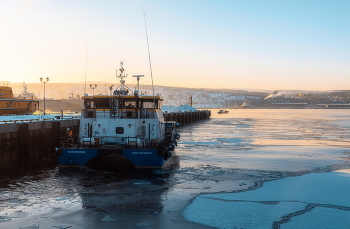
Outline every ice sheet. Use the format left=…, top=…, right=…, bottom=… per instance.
left=184, top=169, right=350, bottom=228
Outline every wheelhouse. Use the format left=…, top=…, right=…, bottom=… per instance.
left=82, top=95, right=163, bottom=119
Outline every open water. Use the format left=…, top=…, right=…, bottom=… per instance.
left=0, top=109, right=349, bottom=228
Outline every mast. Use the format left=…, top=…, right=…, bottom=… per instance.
left=115, top=61, right=129, bottom=96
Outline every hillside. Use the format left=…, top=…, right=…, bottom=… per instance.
left=8, top=82, right=350, bottom=109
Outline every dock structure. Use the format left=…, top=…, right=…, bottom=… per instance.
left=163, top=110, right=211, bottom=125
left=0, top=119, right=79, bottom=167
left=0, top=110, right=210, bottom=168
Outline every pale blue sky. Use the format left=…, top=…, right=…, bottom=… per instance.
left=0, top=0, right=349, bottom=90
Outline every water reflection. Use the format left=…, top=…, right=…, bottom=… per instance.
left=61, top=156, right=179, bottom=215
left=0, top=155, right=180, bottom=226
left=0, top=163, right=57, bottom=185
left=79, top=170, right=177, bottom=215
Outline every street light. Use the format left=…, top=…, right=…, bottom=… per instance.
left=168, top=95, right=172, bottom=109
left=40, top=77, right=49, bottom=116
left=90, top=84, right=97, bottom=95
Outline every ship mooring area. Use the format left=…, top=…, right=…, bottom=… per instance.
left=0, top=110, right=210, bottom=168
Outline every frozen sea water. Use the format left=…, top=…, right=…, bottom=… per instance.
left=1, top=109, right=350, bottom=228
left=183, top=169, right=350, bottom=229
left=177, top=109, right=350, bottom=171
left=281, top=207, right=350, bottom=229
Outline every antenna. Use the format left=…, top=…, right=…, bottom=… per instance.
left=105, top=74, right=107, bottom=95
left=84, top=45, right=88, bottom=96
left=116, top=61, right=130, bottom=95
left=143, top=5, right=154, bottom=96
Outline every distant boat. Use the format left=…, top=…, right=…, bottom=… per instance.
left=217, top=109, right=229, bottom=114
left=0, top=81, right=39, bottom=115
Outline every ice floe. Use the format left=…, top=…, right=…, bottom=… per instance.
left=183, top=169, right=350, bottom=229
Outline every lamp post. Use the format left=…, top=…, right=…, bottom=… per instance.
left=40, top=77, right=49, bottom=116
left=168, top=95, right=172, bottom=109
left=90, top=84, right=97, bottom=95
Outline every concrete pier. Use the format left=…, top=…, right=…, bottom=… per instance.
left=0, top=119, right=79, bottom=167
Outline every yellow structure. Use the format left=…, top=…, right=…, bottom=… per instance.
left=0, top=81, right=39, bottom=115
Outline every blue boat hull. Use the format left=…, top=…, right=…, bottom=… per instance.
left=58, top=148, right=172, bottom=169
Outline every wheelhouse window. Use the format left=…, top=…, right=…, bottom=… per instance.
left=143, top=101, right=155, bottom=108
left=117, top=98, right=139, bottom=109
left=94, top=98, right=109, bottom=109
left=84, top=101, right=94, bottom=108
left=124, top=100, right=137, bottom=108
left=84, top=98, right=109, bottom=109
left=141, top=99, right=162, bottom=109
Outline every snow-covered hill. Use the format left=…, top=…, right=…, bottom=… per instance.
left=9, top=82, right=345, bottom=109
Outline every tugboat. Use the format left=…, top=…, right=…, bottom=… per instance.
left=0, top=81, right=39, bottom=115
left=57, top=62, right=180, bottom=169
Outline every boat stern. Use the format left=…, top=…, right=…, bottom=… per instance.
left=58, top=148, right=98, bottom=166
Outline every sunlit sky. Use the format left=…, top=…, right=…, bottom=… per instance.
left=1, top=0, right=349, bottom=91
